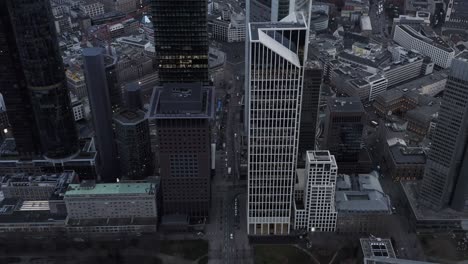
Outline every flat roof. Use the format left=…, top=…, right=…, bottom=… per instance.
left=360, top=238, right=396, bottom=258
left=113, top=109, right=146, bottom=125
left=65, top=183, right=154, bottom=196
left=327, top=97, right=365, bottom=112
left=0, top=198, right=66, bottom=224
left=147, top=84, right=214, bottom=120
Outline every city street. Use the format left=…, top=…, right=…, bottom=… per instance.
left=207, top=40, right=251, bottom=264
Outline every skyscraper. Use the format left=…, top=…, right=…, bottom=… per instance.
left=250, top=0, right=292, bottom=22
left=297, top=61, right=323, bottom=168
left=114, top=109, right=153, bottom=180
left=323, top=97, right=366, bottom=173
left=0, top=2, right=40, bottom=157
left=151, top=0, right=209, bottom=83
left=4, top=0, right=78, bottom=159
left=247, top=12, right=309, bottom=235
left=294, top=151, right=338, bottom=232
left=82, top=48, right=118, bottom=182
left=419, top=52, right=468, bottom=211
left=148, top=83, right=214, bottom=221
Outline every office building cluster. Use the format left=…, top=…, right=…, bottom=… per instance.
left=0, top=0, right=468, bottom=263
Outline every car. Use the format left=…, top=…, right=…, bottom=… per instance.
left=230, top=233, right=234, bottom=239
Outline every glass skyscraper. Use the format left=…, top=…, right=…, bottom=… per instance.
left=151, top=0, right=209, bottom=83
left=4, top=0, right=78, bottom=159
left=0, top=1, right=40, bottom=157
left=419, top=52, right=468, bottom=211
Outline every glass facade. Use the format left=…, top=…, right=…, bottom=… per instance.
left=0, top=1, right=40, bottom=157
left=6, top=0, right=78, bottom=159
left=151, top=0, right=209, bottom=83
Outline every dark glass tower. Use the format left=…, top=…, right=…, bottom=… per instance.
left=5, top=0, right=78, bottom=159
left=148, top=83, right=214, bottom=221
left=0, top=2, right=40, bottom=157
left=323, top=97, right=366, bottom=173
left=83, top=48, right=118, bottom=182
left=419, top=52, right=468, bottom=211
left=151, top=0, right=209, bottom=83
left=297, top=61, right=322, bottom=168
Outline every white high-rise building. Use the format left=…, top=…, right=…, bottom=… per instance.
left=294, top=151, right=337, bottom=232
left=247, top=11, right=310, bottom=235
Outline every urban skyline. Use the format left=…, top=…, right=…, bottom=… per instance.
left=0, top=0, right=466, bottom=263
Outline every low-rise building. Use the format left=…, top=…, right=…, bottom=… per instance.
left=384, top=140, right=426, bottom=181
left=335, top=173, right=392, bottom=234
left=209, top=13, right=245, bottom=43
left=393, top=25, right=455, bottom=68
left=101, top=0, right=136, bottom=13
left=64, top=181, right=157, bottom=220
left=0, top=171, right=78, bottom=200
left=79, top=0, right=105, bottom=18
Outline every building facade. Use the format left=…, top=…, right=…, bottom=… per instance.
left=297, top=61, right=322, bottom=168
left=114, top=109, right=153, bottom=180
left=82, top=48, right=119, bottom=182
left=148, top=83, right=213, bottom=221
left=294, top=151, right=338, bottom=232
left=324, top=97, right=366, bottom=172
left=0, top=2, right=40, bottom=157
left=393, top=25, right=455, bottom=69
left=247, top=12, right=308, bottom=235
left=64, top=182, right=157, bottom=219
left=151, top=0, right=209, bottom=83
left=419, top=52, right=468, bottom=211
left=5, top=0, right=79, bottom=159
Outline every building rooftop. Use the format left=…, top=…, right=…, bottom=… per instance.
left=249, top=12, right=306, bottom=41
left=335, top=172, right=392, bottom=213
left=114, top=109, right=146, bottom=125
left=0, top=198, right=66, bottom=224
left=65, top=182, right=155, bottom=197
left=327, top=97, right=365, bottom=113
left=395, top=70, right=448, bottom=94
left=147, top=84, right=214, bottom=120
left=0, top=171, right=78, bottom=200
left=389, top=144, right=426, bottom=165
left=306, top=150, right=335, bottom=163
left=360, top=237, right=396, bottom=258
left=398, top=25, right=454, bottom=53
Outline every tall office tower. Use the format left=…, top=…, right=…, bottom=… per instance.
left=0, top=3, right=40, bottom=157
left=419, top=52, right=468, bottom=211
left=82, top=48, right=118, bottom=182
left=323, top=97, right=366, bottom=173
left=114, top=109, right=153, bottom=180
left=124, top=82, right=143, bottom=110
left=297, top=61, right=323, bottom=168
left=148, top=83, right=214, bottom=221
left=4, top=0, right=78, bottom=159
left=104, top=54, right=123, bottom=113
left=294, top=151, right=338, bottom=232
left=250, top=0, right=292, bottom=22
left=247, top=12, right=309, bottom=235
left=150, top=0, right=209, bottom=83
left=244, top=0, right=311, bottom=132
